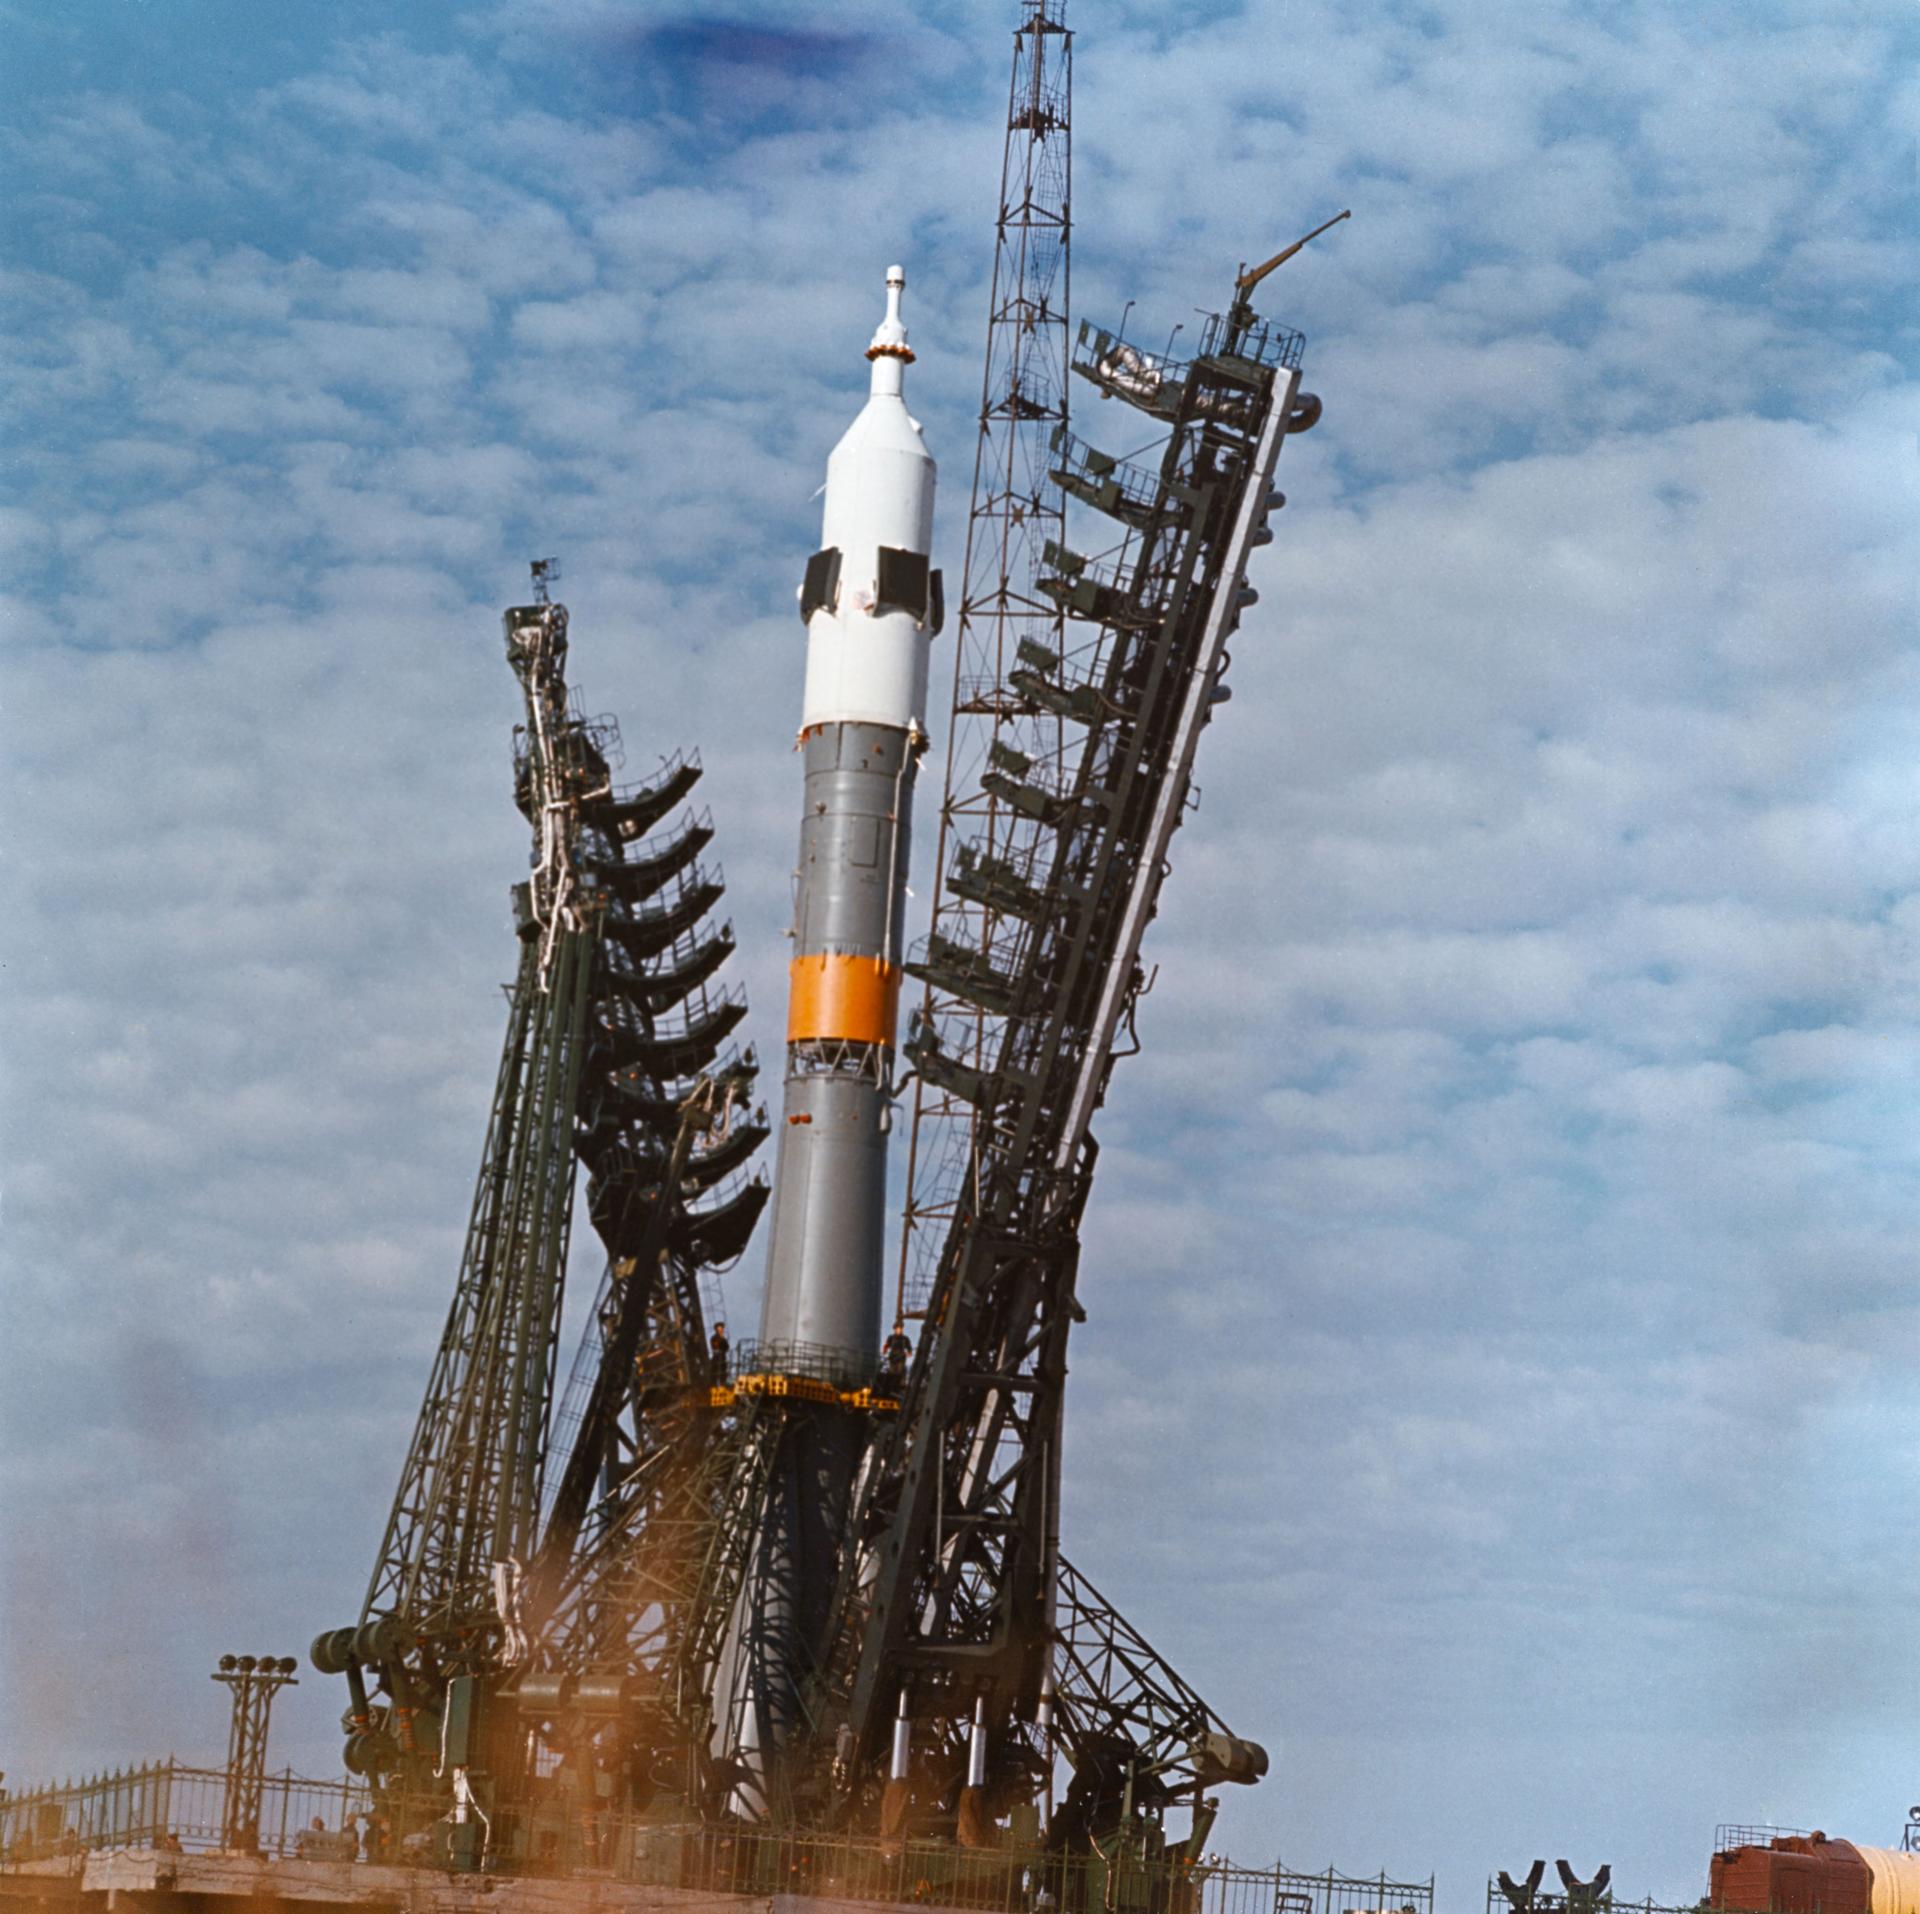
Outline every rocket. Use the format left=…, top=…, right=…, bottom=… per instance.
left=713, top=269, right=939, bottom=1807
left=757, top=265, right=938, bottom=1361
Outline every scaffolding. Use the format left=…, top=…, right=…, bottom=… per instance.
left=897, top=0, right=1073, bottom=1323
left=818, top=278, right=1309, bottom=1802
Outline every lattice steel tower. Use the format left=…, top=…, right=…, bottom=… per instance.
left=211, top=1654, right=297, bottom=1853
left=309, top=568, right=770, bottom=1855
left=896, top=0, right=1071, bottom=1322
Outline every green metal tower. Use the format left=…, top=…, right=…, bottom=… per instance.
left=310, top=573, right=769, bottom=1858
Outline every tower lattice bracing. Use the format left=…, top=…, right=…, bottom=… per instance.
left=312, top=574, right=771, bottom=1847
left=896, top=0, right=1071, bottom=1323
left=356, top=602, right=611, bottom=1673
left=813, top=279, right=1314, bottom=1835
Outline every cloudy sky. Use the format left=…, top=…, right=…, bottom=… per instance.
left=2, top=0, right=1916, bottom=1900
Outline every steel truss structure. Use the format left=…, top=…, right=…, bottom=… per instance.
left=898, top=0, right=1072, bottom=1323
left=865, top=11, right=1303, bottom=1851
left=813, top=282, right=1311, bottom=1824
left=310, top=574, right=770, bottom=1834
left=209, top=1655, right=298, bottom=1853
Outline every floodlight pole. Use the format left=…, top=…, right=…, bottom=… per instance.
left=211, top=1655, right=298, bottom=1853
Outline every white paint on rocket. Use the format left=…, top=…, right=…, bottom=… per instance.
left=800, top=267, right=938, bottom=735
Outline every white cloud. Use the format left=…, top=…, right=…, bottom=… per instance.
left=2, top=0, right=1916, bottom=1900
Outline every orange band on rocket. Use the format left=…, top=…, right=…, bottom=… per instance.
left=787, top=954, right=901, bottom=1047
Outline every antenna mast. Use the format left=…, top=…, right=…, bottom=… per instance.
left=896, top=0, right=1072, bottom=1324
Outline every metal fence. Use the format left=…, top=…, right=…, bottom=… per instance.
left=357, top=1811, right=1432, bottom=1914
left=729, top=1337, right=893, bottom=1393
left=0, top=1761, right=368, bottom=1863
left=1713, top=1825, right=1809, bottom=1854
left=1252, top=1860, right=1433, bottom=1914
left=1, top=1765, right=1430, bottom=1914
left=1485, top=1891, right=1704, bottom=1914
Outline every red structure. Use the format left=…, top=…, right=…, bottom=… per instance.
left=1711, top=1832, right=1920, bottom=1914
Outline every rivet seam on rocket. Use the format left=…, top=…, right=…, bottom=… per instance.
left=786, top=953, right=901, bottom=1046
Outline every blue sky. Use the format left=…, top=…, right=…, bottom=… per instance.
left=2, top=0, right=1917, bottom=1902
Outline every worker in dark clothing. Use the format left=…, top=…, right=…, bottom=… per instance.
left=880, top=1321, right=911, bottom=1393
left=709, top=1320, right=730, bottom=1384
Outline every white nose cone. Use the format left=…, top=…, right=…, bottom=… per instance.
left=799, top=267, right=939, bottom=735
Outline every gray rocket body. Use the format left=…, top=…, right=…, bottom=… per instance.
left=759, top=721, right=917, bottom=1361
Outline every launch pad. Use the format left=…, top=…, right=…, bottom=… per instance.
left=5, top=1, right=1373, bottom=1907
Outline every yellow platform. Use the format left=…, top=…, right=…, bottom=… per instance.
left=706, top=1374, right=900, bottom=1414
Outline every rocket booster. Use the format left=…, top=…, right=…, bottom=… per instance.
left=710, top=268, right=939, bottom=1817
left=757, top=267, right=939, bottom=1361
